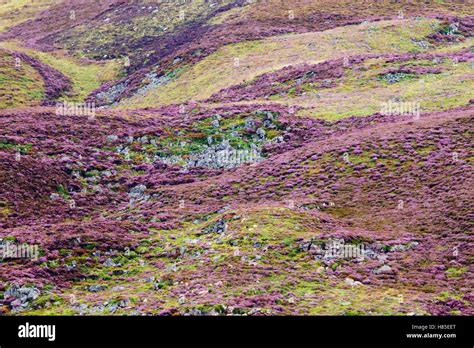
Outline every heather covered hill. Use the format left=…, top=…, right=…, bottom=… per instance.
left=0, top=105, right=472, bottom=315
left=0, top=0, right=472, bottom=316
left=1, top=0, right=472, bottom=107
left=0, top=0, right=61, bottom=32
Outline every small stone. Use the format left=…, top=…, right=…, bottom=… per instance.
left=108, top=303, right=118, bottom=313
left=106, top=135, right=119, bottom=142
left=118, top=299, right=130, bottom=308
left=10, top=299, right=22, bottom=309
left=49, top=193, right=61, bottom=200
left=103, top=258, right=118, bottom=267
left=88, top=285, right=107, bottom=292
left=345, top=277, right=362, bottom=286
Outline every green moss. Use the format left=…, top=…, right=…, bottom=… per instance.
left=56, top=184, right=70, bottom=199
left=0, top=140, right=32, bottom=154
left=83, top=243, right=97, bottom=250
left=415, top=145, right=436, bottom=155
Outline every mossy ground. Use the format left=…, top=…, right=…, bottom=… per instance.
left=21, top=207, right=430, bottom=315
left=124, top=18, right=440, bottom=107
left=0, top=41, right=121, bottom=103
left=296, top=54, right=474, bottom=121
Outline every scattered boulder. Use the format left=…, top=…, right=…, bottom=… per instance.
left=4, top=285, right=40, bottom=311
left=88, top=284, right=107, bottom=292
left=200, top=219, right=227, bottom=235
left=103, top=258, right=120, bottom=267
left=374, top=265, right=393, bottom=274
left=345, top=277, right=362, bottom=286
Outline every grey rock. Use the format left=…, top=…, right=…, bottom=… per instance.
left=106, top=135, right=119, bottom=142
left=103, top=258, right=119, bottom=267
left=374, top=265, right=392, bottom=274
left=118, top=299, right=130, bottom=308
left=256, top=128, right=266, bottom=139
left=391, top=241, right=419, bottom=252
left=5, top=285, right=40, bottom=311
left=244, top=118, right=255, bottom=129
left=96, top=82, right=127, bottom=105
left=108, top=303, right=118, bottom=313
left=201, top=219, right=227, bottom=235
left=344, top=277, right=362, bottom=286
left=49, top=193, right=61, bottom=200
left=128, top=184, right=150, bottom=205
